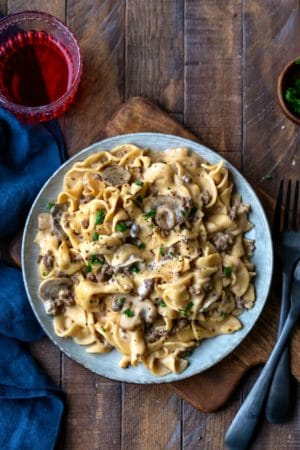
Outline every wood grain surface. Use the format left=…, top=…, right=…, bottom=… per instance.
left=2, top=0, right=300, bottom=449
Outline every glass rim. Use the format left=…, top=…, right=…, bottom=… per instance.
left=0, top=10, right=82, bottom=116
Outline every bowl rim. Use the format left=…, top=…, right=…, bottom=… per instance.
left=21, top=132, right=274, bottom=383
left=277, top=57, right=300, bottom=125
left=0, top=10, right=82, bottom=117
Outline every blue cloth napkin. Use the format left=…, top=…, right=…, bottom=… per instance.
left=0, top=108, right=65, bottom=450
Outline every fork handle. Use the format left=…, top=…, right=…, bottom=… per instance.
left=265, top=348, right=291, bottom=423
left=225, top=307, right=298, bottom=450
left=265, top=270, right=292, bottom=423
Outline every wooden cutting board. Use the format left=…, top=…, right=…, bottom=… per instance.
left=99, top=97, right=300, bottom=412
left=10, top=97, right=300, bottom=413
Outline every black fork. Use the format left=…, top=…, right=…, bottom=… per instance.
left=265, top=180, right=300, bottom=423
left=224, top=181, right=300, bottom=449
left=225, top=260, right=300, bottom=450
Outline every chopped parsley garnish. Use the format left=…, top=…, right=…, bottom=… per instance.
left=136, top=195, right=143, bottom=203
left=285, top=79, right=300, bottom=114
left=144, top=209, right=156, bottom=219
left=135, top=179, right=144, bottom=186
left=116, top=222, right=127, bottom=232
left=42, top=271, right=49, bottom=276
left=129, top=264, right=140, bottom=273
left=86, top=264, right=92, bottom=273
left=159, top=247, right=165, bottom=256
left=123, top=308, right=135, bottom=317
left=295, top=58, right=300, bottom=65
left=89, top=255, right=103, bottom=265
left=183, top=350, right=193, bottom=357
left=95, top=210, right=105, bottom=226
left=92, top=232, right=99, bottom=241
left=46, top=202, right=55, bottom=210
left=224, top=266, right=231, bottom=277
left=118, top=297, right=126, bottom=306
left=181, top=209, right=188, bottom=217
left=180, top=301, right=193, bottom=318
left=222, top=312, right=229, bottom=319
left=157, top=299, right=166, bottom=307
left=138, top=242, right=145, bottom=249
left=149, top=223, right=156, bottom=229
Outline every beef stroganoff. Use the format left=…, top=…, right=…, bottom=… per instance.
left=35, top=145, right=256, bottom=376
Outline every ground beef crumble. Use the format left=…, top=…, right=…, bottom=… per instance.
left=212, top=232, right=234, bottom=252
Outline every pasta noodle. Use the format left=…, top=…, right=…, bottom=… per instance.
left=35, top=145, right=256, bottom=376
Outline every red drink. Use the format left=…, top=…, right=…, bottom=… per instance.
left=0, top=31, right=70, bottom=107
left=0, top=11, right=82, bottom=122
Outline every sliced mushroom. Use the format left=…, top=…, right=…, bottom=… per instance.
left=38, top=208, right=66, bottom=242
left=120, top=298, right=157, bottom=330
left=38, top=213, right=53, bottom=232
left=140, top=302, right=156, bottom=325
left=44, top=300, right=56, bottom=315
left=51, top=203, right=67, bottom=220
left=144, top=195, right=185, bottom=230
left=51, top=204, right=68, bottom=241
left=156, top=206, right=176, bottom=230
left=39, top=277, right=73, bottom=299
left=101, top=165, right=131, bottom=186
left=39, top=277, right=74, bottom=315
left=38, top=203, right=68, bottom=241
left=137, top=279, right=154, bottom=299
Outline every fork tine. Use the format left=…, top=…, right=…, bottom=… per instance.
left=283, top=180, right=291, bottom=230
left=273, top=180, right=284, bottom=236
left=292, top=181, right=299, bottom=231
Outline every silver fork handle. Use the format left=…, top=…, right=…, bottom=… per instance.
left=225, top=303, right=300, bottom=450
left=265, top=270, right=292, bottom=423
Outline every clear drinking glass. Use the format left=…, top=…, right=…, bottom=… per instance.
left=0, top=10, right=82, bottom=122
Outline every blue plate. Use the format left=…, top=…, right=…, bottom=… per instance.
left=22, top=133, right=273, bottom=383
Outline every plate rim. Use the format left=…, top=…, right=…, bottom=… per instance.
left=22, top=132, right=274, bottom=384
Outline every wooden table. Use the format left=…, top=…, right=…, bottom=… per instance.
left=3, top=0, right=300, bottom=449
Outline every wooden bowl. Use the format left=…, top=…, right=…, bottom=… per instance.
left=277, top=58, right=300, bottom=125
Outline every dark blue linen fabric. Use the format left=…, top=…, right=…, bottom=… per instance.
left=0, top=108, right=65, bottom=450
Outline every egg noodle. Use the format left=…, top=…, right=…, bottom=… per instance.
left=35, top=145, right=256, bottom=376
